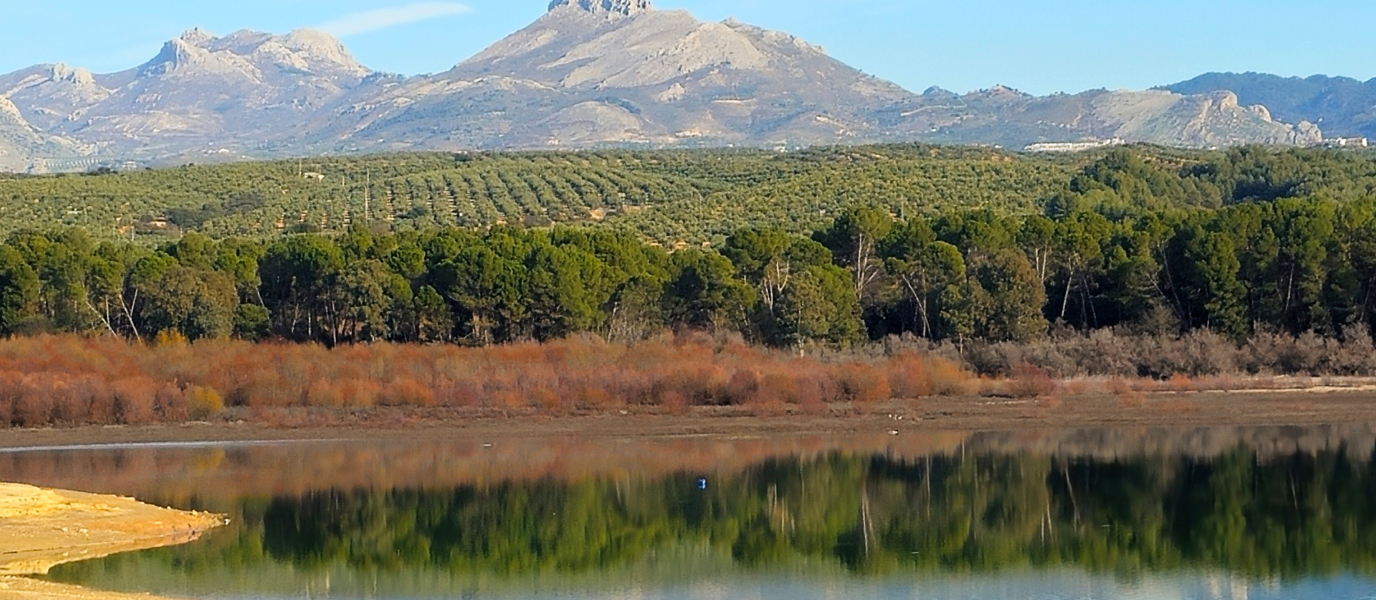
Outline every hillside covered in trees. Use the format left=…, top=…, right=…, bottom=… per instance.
left=1, top=145, right=1376, bottom=377
left=0, top=146, right=1075, bottom=245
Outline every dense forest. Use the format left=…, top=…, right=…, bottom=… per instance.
left=46, top=447, right=1376, bottom=590
left=2, top=145, right=1376, bottom=377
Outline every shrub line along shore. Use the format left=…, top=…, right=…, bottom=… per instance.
left=2, top=385, right=1375, bottom=450
left=1, top=333, right=1375, bottom=434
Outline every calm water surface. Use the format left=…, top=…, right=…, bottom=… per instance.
left=3, top=426, right=1376, bottom=600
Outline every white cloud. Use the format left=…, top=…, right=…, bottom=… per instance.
left=317, top=2, right=471, bottom=37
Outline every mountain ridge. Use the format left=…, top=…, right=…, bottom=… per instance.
left=0, top=4, right=1336, bottom=172
left=1163, top=72, right=1376, bottom=140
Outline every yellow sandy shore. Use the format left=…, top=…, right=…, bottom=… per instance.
left=0, top=578, right=184, bottom=600
left=0, top=483, right=222, bottom=600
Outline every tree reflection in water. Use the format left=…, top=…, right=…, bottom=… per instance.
left=45, top=443, right=1376, bottom=590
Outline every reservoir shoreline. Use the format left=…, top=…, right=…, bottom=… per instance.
left=1, top=387, right=1374, bottom=449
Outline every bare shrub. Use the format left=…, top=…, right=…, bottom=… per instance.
left=888, top=353, right=933, bottom=399
left=383, top=379, right=436, bottom=407
left=0, top=334, right=975, bottom=428
left=112, top=378, right=157, bottom=425
left=836, top=364, right=891, bottom=404
left=1008, top=363, right=1057, bottom=399
left=661, top=390, right=689, bottom=416
left=717, top=370, right=757, bottom=406
left=156, top=384, right=189, bottom=421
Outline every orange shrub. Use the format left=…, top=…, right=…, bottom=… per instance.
left=0, top=334, right=980, bottom=428
left=661, top=390, right=689, bottom=416
left=530, top=387, right=563, bottom=413
left=837, top=364, right=891, bottom=404
left=1169, top=373, right=1193, bottom=392
left=13, top=388, right=49, bottom=428
left=112, top=378, right=157, bottom=425
left=722, top=370, right=760, bottom=406
left=307, top=382, right=346, bottom=408
left=157, top=384, right=189, bottom=421
left=576, top=386, right=618, bottom=410
left=1008, top=363, right=1058, bottom=399
left=492, top=391, right=527, bottom=411
left=928, top=359, right=972, bottom=396
left=888, top=353, right=933, bottom=398
left=383, top=379, right=437, bottom=407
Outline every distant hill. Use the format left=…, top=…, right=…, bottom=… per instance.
left=0, top=94, right=93, bottom=172
left=886, top=86, right=1318, bottom=149
left=1164, top=73, right=1376, bottom=139
left=0, top=1, right=1330, bottom=172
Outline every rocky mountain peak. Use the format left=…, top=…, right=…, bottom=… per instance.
left=47, top=63, right=97, bottom=87
left=277, top=29, right=369, bottom=76
left=179, top=27, right=216, bottom=47
left=547, top=0, right=652, bottom=17
left=139, top=38, right=205, bottom=76
left=136, top=27, right=369, bottom=80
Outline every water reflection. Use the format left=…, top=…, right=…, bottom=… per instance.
left=3, top=426, right=1375, bottom=599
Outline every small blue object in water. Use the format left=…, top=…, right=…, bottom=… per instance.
left=697, top=477, right=708, bottom=490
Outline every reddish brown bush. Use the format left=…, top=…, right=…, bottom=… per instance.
left=383, top=379, right=436, bottom=407
left=1008, top=363, right=1057, bottom=399
left=0, top=334, right=976, bottom=428
left=530, top=387, right=563, bottom=413
left=112, top=378, right=157, bottom=425
left=156, top=384, right=189, bottom=421
left=836, top=364, right=891, bottom=404
left=575, top=386, right=618, bottom=410
left=722, top=370, right=760, bottom=406
left=888, top=353, right=934, bottom=399
left=661, top=390, right=689, bottom=416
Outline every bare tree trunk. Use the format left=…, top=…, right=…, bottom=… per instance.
left=1060, top=268, right=1075, bottom=322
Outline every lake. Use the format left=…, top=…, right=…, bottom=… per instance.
left=2, top=426, right=1376, bottom=600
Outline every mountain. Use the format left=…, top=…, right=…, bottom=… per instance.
left=0, top=94, right=93, bottom=172
left=887, top=86, right=1321, bottom=149
left=1164, top=73, right=1376, bottom=139
left=0, top=2, right=1333, bottom=172
left=307, top=0, right=915, bottom=151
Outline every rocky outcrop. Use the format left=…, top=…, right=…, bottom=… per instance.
left=548, top=0, right=653, bottom=17
left=40, top=27, right=373, bottom=159
left=881, top=85, right=1323, bottom=150
left=1165, top=72, right=1376, bottom=139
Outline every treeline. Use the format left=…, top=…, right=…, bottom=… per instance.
left=0, top=187, right=1375, bottom=359
left=3, top=147, right=1376, bottom=367
left=47, top=447, right=1376, bottom=587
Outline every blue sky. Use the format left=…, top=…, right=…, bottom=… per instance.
left=1, top=0, right=1372, bottom=95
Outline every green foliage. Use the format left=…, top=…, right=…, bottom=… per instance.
left=140, top=267, right=240, bottom=341
left=48, top=446, right=1376, bottom=587
left=3, top=145, right=1376, bottom=348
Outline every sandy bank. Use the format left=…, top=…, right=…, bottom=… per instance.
left=0, top=483, right=221, bottom=600
left=0, top=578, right=184, bottom=600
